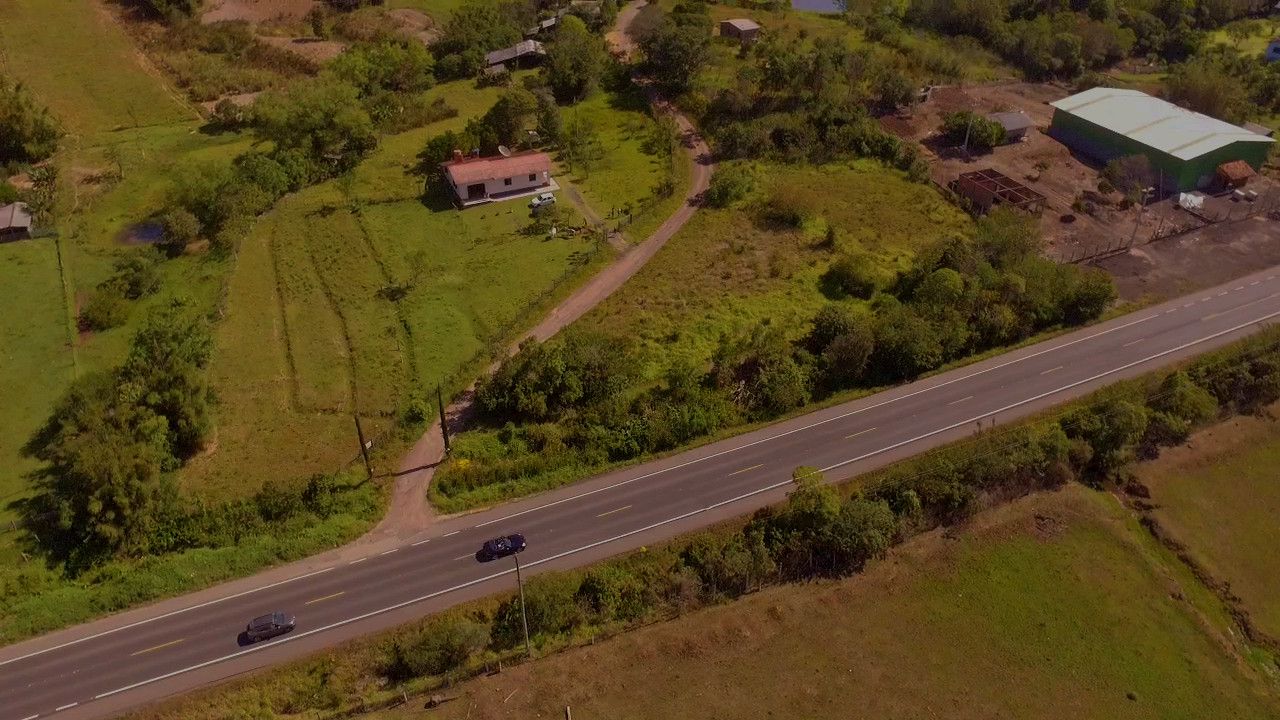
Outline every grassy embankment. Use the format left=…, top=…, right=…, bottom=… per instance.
left=1138, top=412, right=1280, bottom=642
left=431, top=160, right=973, bottom=510
left=367, top=488, right=1277, bottom=720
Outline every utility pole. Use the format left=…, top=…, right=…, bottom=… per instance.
left=436, top=383, right=451, bottom=454
left=353, top=414, right=372, bottom=479
left=514, top=553, right=532, bottom=658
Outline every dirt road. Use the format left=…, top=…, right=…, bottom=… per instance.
left=370, top=0, right=713, bottom=541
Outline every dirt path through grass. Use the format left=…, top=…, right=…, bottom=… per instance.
left=368, top=1, right=714, bottom=542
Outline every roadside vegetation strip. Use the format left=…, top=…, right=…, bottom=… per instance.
left=125, top=329, right=1280, bottom=720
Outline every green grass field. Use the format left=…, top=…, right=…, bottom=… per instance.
left=368, top=486, right=1279, bottom=720
left=1138, top=412, right=1280, bottom=641
left=0, top=0, right=194, bottom=134
left=0, top=241, right=75, bottom=562
left=577, top=160, right=971, bottom=380
left=1208, top=22, right=1279, bottom=58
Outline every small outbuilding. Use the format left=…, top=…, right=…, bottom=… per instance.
left=720, top=18, right=761, bottom=44
left=484, top=40, right=546, bottom=69
left=525, top=17, right=558, bottom=37
left=441, top=150, right=558, bottom=208
left=0, top=202, right=32, bottom=241
left=1216, top=160, right=1257, bottom=188
left=951, top=169, right=1047, bottom=215
left=988, top=111, right=1034, bottom=144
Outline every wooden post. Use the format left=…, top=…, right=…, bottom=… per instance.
left=437, top=383, right=451, bottom=454
left=565, top=707, right=573, bottom=720
left=354, top=415, right=372, bottom=479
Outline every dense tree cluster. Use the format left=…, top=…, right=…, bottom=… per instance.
left=0, top=74, right=60, bottom=165
left=698, top=33, right=927, bottom=177
left=432, top=0, right=532, bottom=79
left=440, top=209, right=1116, bottom=500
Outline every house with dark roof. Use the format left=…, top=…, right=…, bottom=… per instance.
left=441, top=150, right=558, bottom=207
left=720, top=18, right=761, bottom=44
left=484, top=40, right=546, bottom=69
left=0, top=202, right=32, bottom=241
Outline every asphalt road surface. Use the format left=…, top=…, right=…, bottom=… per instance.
left=6, top=267, right=1280, bottom=720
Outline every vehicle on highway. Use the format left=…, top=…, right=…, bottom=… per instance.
left=528, top=192, right=556, bottom=209
left=245, top=611, right=296, bottom=642
left=476, top=533, right=527, bottom=562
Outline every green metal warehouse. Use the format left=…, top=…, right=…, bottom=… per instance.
left=1048, top=87, right=1274, bottom=191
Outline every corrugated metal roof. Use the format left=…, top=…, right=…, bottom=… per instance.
left=484, top=40, right=544, bottom=67
left=442, top=152, right=552, bottom=185
left=988, top=111, right=1033, bottom=132
left=0, top=202, right=32, bottom=231
left=723, top=18, right=760, bottom=31
left=1049, top=87, right=1273, bottom=161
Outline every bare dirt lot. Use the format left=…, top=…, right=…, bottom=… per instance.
left=258, top=34, right=347, bottom=62
left=883, top=82, right=1280, bottom=301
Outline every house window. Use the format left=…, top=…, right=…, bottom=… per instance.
left=529, top=173, right=537, bottom=182
left=503, top=177, right=512, bottom=186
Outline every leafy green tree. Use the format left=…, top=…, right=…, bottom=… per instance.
left=160, top=207, right=202, bottom=257
left=79, top=287, right=130, bottom=331
left=639, top=19, right=711, bottom=94
left=1063, top=268, right=1115, bottom=324
left=479, top=87, right=539, bottom=148
left=491, top=574, right=583, bottom=649
left=121, top=300, right=214, bottom=459
left=23, top=373, right=173, bottom=564
left=1165, top=59, right=1249, bottom=122
left=561, top=111, right=604, bottom=172
left=1102, top=155, right=1155, bottom=201
left=940, top=110, right=1004, bottom=152
left=139, top=0, right=200, bottom=20
left=0, top=74, right=61, bottom=164
left=545, top=15, right=607, bottom=102
left=712, top=324, right=810, bottom=418
left=869, top=306, right=943, bottom=382
left=975, top=206, right=1041, bottom=268
left=102, top=251, right=162, bottom=301
left=329, top=41, right=436, bottom=96
left=251, top=79, right=377, bottom=173
left=1067, top=399, right=1148, bottom=480
left=823, top=254, right=882, bottom=300
left=433, top=0, right=526, bottom=79
left=704, top=161, right=756, bottom=208
left=829, top=496, right=898, bottom=573
left=534, top=89, right=563, bottom=143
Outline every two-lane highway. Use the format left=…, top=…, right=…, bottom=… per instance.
left=5, top=267, right=1280, bottom=720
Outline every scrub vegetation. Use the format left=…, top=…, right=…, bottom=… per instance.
left=125, top=329, right=1280, bottom=720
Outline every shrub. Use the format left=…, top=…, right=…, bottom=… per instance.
left=704, top=161, right=756, bottom=208
left=0, top=74, right=61, bottom=163
left=160, top=207, right=202, bottom=256
left=822, top=254, right=881, bottom=300
left=79, top=287, right=130, bottom=331
left=385, top=615, right=490, bottom=681
left=939, top=110, right=1005, bottom=152
left=101, top=251, right=162, bottom=301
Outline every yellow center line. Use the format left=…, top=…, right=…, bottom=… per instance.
left=596, top=505, right=632, bottom=518
left=130, top=638, right=185, bottom=657
left=727, top=464, right=763, bottom=477
left=845, top=427, right=877, bottom=439
left=305, top=591, right=346, bottom=606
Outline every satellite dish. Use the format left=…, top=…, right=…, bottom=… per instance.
left=498, top=145, right=512, bottom=157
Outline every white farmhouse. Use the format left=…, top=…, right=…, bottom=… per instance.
left=441, top=150, right=558, bottom=207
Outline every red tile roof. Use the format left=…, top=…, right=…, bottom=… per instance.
left=1217, top=159, right=1256, bottom=184
left=442, top=152, right=552, bottom=186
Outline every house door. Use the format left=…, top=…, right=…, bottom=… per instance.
left=466, top=183, right=486, bottom=199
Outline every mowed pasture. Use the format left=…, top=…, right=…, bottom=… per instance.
left=577, top=160, right=972, bottom=380
left=0, top=242, right=75, bottom=562
left=185, top=174, right=602, bottom=500
left=369, top=486, right=1280, bottom=720
left=1138, top=412, right=1280, bottom=641
left=0, top=0, right=194, bottom=134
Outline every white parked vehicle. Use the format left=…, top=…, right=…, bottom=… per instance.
left=529, top=192, right=556, bottom=209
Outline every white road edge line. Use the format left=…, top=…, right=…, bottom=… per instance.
left=0, top=566, right=336, bottom=667
left=349, top=558, right=367, bottom=565
left=380, top=549, right=398, bottom=556
left=411, top=539, right=430, bottom=547
left=54, top=704, right=77, bottom=712
left=476, top=310, right=1167, bottom=529
left=89, top=306, right=1280, bottom=706
left=442, top=531, right=461, bottom=537
left=94, top=476, right=801, bottom=702
left=19, top=714, right=39, bottom=720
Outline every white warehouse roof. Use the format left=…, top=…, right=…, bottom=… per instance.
left=1050, top=87, right=1272, bottom=161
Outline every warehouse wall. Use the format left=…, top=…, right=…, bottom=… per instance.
left=1048, top=109, right=1185, bottom=189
